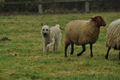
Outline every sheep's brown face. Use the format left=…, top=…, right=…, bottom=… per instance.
left=92, top=16, right=106, bottom=27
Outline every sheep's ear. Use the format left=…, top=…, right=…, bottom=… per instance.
left=91, top=16, right=97, bottom=21
left=41, top=23, right=44, bottom=27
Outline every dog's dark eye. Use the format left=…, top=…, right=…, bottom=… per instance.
left=43, top=29, right=45, bottom=31
left=46, top=29, right=48, bottom=31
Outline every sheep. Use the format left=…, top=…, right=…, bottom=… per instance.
left=64, top=16, right=106, bottom=57
left=105, top=19, right=120, bottom=59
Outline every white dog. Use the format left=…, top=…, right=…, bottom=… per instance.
left=41, top=24, right=62, bottom=53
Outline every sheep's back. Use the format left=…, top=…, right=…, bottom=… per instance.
left=65, top=20, right=99, bottom=45
left=106, top=19, right=120, bottom=49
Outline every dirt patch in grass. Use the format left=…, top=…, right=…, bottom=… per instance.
left=0, top=37, right=12, bottom=41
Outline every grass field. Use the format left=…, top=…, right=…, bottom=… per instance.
left=0, top=12, right=120, bottom=80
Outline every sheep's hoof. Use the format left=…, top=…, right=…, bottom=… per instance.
left=77, top=53, right=82, bottom=56
left=90, top=55, right=94, bottom=57
left=70, top=52, right=73, bottom=55
left=105, top=56, right=108, bottom=59
left=65, top=55, right=67, bottom=57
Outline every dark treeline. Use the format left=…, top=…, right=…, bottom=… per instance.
left=0, top=0, right=120, bottom=13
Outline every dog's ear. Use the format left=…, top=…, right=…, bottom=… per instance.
left=41, top=23, right=44, bottom=26
left=46, top=23, right=49, bottom=25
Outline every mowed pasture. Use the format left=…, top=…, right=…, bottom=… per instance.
left=0, top=12, right=120, bottom=80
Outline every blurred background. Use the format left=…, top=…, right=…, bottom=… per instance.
left=0, top=0, right=120, bottom=14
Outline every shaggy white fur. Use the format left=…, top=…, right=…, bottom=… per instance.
left=41, top=24, right=62, bottom=53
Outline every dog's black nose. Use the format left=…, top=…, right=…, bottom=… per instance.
left=43, top=33, right=47, bottom=36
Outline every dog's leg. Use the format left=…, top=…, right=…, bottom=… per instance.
left=55, top=43, right=58, bottom=51
left=46, top=39, right=55, bottom=51
left=46, top=45, right=49, bottom=52
left=53, top=40, right=58, bottom=51
left=53, top=44, right=56, bottom=51
left=55, top=35, right=61, bottom=51
left=55, top=41, right=59, bottom=51
left=43, top=43, right=47, bottom=53
left=54, top=42, right=57, bottom=51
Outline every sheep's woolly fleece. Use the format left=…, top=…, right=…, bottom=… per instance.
left=106, top=19, right=120, bottom=49
left=65, top=19, right=100, bottom=45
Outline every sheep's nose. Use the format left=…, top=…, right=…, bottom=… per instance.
left=103, top=22, right=106, bottom=26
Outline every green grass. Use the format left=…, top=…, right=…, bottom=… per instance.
left=0, top=12, right=120, bottom=80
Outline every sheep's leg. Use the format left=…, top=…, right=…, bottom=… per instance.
left=65, top=43, right=70, bottom=57
left=70, top=43, right=74, bottom=55
left=105, top=47, right=111, bottom=59
left=90, top=44, right=93, bottom=57
left=77, top=44, right=86, bottom=56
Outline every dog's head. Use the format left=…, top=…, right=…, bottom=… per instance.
left=41, top=23, right=50, bottom=37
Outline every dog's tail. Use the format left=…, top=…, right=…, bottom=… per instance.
left=55, top=24, right=64, bottom=30
left=55, top=24, right=60, bottom=28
